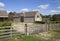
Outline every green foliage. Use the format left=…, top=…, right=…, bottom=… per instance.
left=52, top=29, right=60, bottom=32
left=8, top=12, right=15, bottom=21
left=42, top=14, right=60, bottom=21
left=52, top=14, right=60, bottom=21
left=0, top=21, right=12, bottom=26
left=42, top=15, right=51, bottom=18
left=20, top=36, right=48, bottom=41
left=0, top=36, right=48, bottom=41
left=34, top=21, right=45, bottom=24
left=48, top=21, right=60, bottom=24
left=35, top=21, right=60, bottom=24
left=51, top=29, right=60, bottom=39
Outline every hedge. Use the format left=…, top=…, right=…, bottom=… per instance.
left=48, top=21, right=60, bottom=24
left=34, top=21, right=45, bottom=24
left=0, top=21, right=12, bottom=27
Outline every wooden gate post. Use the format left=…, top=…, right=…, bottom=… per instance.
left=10, top=26, right=12, bottom=38
left=45, top=20, right=48, bottom=31
left=46, top=23, right=48, bottom=31
left=25, top=24, right=27, bottom=35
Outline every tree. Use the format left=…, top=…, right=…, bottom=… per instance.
left=8, top=12, right=15, bottom=21
left=42, top=15, right=52, bottom=20
left=52, top=14, right=60, bottom=21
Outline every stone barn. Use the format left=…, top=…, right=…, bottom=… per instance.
left=13, top=11, right=42, bottom=23
left=0, top=10, right=8, bottom=22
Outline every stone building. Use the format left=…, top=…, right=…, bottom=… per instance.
left=0, top=10, right=42, bottom=23
left=0, top=10, right=8, bottom=22
left=14, top=11, right=42, bottom=23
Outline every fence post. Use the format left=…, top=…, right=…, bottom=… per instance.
left=45, top=20, right=49, bottom=31
left=10, top=26, right=12, bottom=38
left=45, top=23, right=48, bottom=31
left=47, top=23, right=49, bottom=31
left=25, top=24, right=27, bottom=35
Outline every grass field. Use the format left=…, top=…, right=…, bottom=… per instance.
left=0, top=36, right=48, bottom=41
left=0, top=28, right=60, bottom=41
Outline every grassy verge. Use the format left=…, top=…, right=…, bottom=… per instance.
left=0, top=30, right=60, bottom=41
left=0, top=21, right=12, bottom=27
left=0, top=35, right=49, bottom=41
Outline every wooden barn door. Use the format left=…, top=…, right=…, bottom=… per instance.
left=20, top=16, right=24, bottom=22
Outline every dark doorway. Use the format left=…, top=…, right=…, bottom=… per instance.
left=0, top=17, right=8, bottom=22
left=20, top=16, right=24, bottom=22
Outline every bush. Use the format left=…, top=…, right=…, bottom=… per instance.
left=48, top=21, right=60, bottom=24
left=51, top=29, right=60, bottom=39
left=0, top=21, right=12, bottom=27
left=0, top=36, right=49, bottom=41
left=52, top=29, right=60, bottom=32
left=34, top=21, right=45, bottom=24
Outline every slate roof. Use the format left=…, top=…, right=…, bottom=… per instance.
left=14, top=12, right=23, bottom=17
left=14, top=11, right=39, bottom=17
left=0, top=10, right=8, bottom=17
left=24, top=11, right=38, bottom=17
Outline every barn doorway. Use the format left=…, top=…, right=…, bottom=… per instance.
left=20, top=16, right=24, bottom=22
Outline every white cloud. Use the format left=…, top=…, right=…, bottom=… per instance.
left=32, top=9, right=40, bottom=11
left=50, top=10, right=60, bottom=12
left=57, top=6, right=60, bottom=9
left=7, top=10, right=11, bottom=13
left=21, top=8, right=29, bottom=12
left=38, top=4, right=49, bottom=9
left=50, top=10, right=57, bottom=12
left=0, top=2, right=5, bottom=7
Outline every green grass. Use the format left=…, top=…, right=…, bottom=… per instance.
left=0, top=21, right=12, bottom=27
left=20, top=36, right=48, bottom=41
left=0, top=28, right=60, bottom=41
left=51, top=29, right=60, bottom=39
left=0, top=31, right=60, bottom=41
left=47, top=29, right=60, bottom=41
left=0, top=36, right=48, bottom=41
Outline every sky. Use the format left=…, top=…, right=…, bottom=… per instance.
left=0, top=0, right=60, bottom=15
